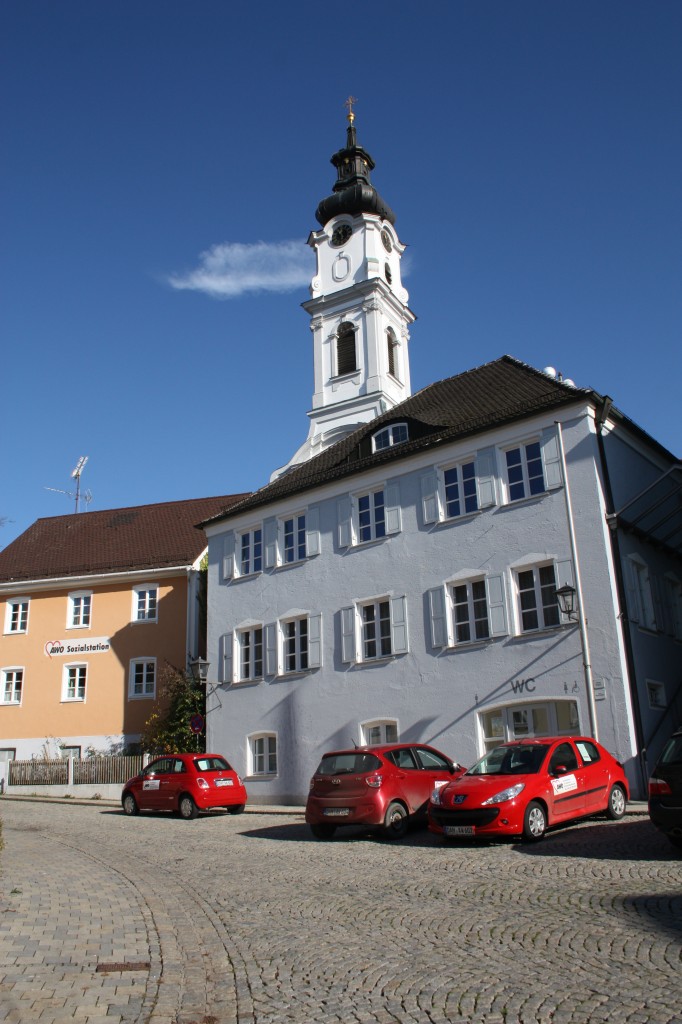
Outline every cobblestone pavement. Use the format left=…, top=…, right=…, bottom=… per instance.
left=0, top=800, right=680, bottom=1024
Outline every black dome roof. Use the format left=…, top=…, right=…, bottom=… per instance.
left=315, top=119, right=396, bottom=227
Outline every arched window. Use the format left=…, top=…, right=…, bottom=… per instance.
left=361, top=719, right=399, bottom=745
left=336, top=321, right=357, bottom=376
left=386, top=327, right=398, bottom=379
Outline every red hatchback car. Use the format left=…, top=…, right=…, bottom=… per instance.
left=306, top=742, right=463, bottom=840
left=121, top=753, right=247, bottom=820
left=429, top=736, right=629, bottom=842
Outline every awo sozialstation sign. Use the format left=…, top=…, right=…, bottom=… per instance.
left=44, top=637, right=111, bottom=658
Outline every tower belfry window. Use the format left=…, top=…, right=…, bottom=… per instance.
left=387, top=328, right=398, bottom=379
left=336, top=321, right=357, bottom=376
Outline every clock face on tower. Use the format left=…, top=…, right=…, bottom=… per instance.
left=331, top=223, right=352, bottom=247
left=381, top=229, right=393, bottom=252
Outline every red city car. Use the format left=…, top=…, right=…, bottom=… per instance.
left=429, top=736, right=629, bottom=842
left=306, top=742, right=464, bottom=840
left=121, top=753, right=247, bottom=820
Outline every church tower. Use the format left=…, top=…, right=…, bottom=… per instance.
left=272, top=102, right=415, bottom=478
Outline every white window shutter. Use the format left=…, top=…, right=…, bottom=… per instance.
left=428, top=586, right=448, bottom=648
left=391, top=596, right=409, bottom=655
left=554, top=559, right=576, bottom=625
left=622, top=557, right=640, bottom=623
left=306, top=507, right=320, bottom=557
left=265, top=622, right=277, bottom=676
left=338, top=496, right=352, bottom=548
left=220, top=632, right=233, bottom=683
left=384, top=481, right=401, bottom=535
left=341, top=606, right=356, bottom=663
left=222, top=533, right=235, bottom=581
left=421, top=471, right=438, bottom=524
left=475, top=447, right=497, bottom=508
left=486, top=575, right=509, bottom=636
left=264, top=518, right=278, bottom=569
left=541, top=427, right=563, bottom=490
left=308, top=613, right=322, bottom=668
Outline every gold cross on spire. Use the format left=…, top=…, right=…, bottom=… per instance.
left=344, top=95, right=358, bottom=125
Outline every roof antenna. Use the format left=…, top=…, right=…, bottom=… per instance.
left=45, top=456, right=92, bottom=513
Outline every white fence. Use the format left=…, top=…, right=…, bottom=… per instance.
left=1, top=755, right=147, bottom=800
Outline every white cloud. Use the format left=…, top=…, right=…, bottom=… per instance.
left=167, top=240, right=312, bottom=299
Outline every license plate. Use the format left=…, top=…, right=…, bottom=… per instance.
left=444, top=825, right=475, bottom=836
left=215, top=778, right=234, bottom=787
left=323, top=807, right=350, bottom=817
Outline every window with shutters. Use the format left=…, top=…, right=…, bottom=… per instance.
left=428, top=575, right=508, bottom=649
left=335, top=321, right=357, bottom=376
left=337, top=482, right=401, bottom=548
left=341, top=596, right=408, bottom=664
left=624, top=555, right=657, bottom=631
left=421, top=449, right=497, bottom=526
left=262, top=509, right=321, bottom=569
left=501, top=428, right=562, bottom=504
left=238, top=528, right=263, bottom=577
left=515, top=564, right=561, bottom=633
left=238, top=626, right=264, bottom=682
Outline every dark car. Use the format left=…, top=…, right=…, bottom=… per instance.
left=305, top=742, right=463, bottom=840
left=429, top=736, right=629, bottom=842
left=121, top=753, right=247, bottom=819
left=648, top=728, right=682, bottom=850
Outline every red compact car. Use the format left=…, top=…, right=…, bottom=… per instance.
left=306, top=742, right=463, bottom=840
left=429, top=736, right=629, bottom=842
left=121, top=753, right=247, bottom=820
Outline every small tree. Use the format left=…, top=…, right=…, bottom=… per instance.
left=140, top=663, right=205, bottom=754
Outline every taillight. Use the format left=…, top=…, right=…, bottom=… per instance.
left=309, top=778, right=315, bottom=791
left=196, top=777, right=209, bottom=789
left=649, top=776, right=672, bottom=796
left=365, top=774, right=383, bottom=788
left=237, top=774, right=243, bottom=785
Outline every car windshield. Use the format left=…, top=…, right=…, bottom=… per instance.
left=659, top=735, right=682, bottom=767
left=316, top=753, right=383, bottom=775
left=193, top=756, right=232, bottom=772
left=467, top=744, right=550, bottom=776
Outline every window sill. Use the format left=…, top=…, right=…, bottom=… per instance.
left=128, top=694, right=156, bottom=701
left=245, top=773, right=278, bottom=781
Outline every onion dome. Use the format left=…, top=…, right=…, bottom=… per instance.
left=315, top=101, right=396, bottom=227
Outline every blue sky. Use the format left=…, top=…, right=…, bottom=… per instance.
left=2, top=1, right=680, bottom=548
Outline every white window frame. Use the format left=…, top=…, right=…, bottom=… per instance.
left=341, top=595, right=408, bottom=664
left=4, top=598, right=29, bottom=635
left=338, top=481, right=401, bottom=547
left=263, top=508, right=321, bottom=569
left=237, top=526, right=263, bottom=578
left=512, top=560, right=573, bottom=634
left=248, top=732, right=277, bottom=777
left=271, top=613, right=322, bottom=676
left=421, top=448, right=497, bottom=525
left=132, top=584, right=158, bottom=623
left=1, top=667, right=23, bottom=705
left=62, top=663, right=87, bottom=702
left=361, top=719, right=399, bottom=745
left=372, top=422, right=408, bottom=452
left=128, top=657, right=156, bottom=699
left=236, top=625, right=264, bottom=682
left=428, top=574, right=508, bottom=649
left=500, top=427, right=562, bottom=505
left=67, top=591, right=92, bottom=629
left=0, top=748, right=16, bottom=762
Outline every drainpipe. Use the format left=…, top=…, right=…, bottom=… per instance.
left=593, top=398, right=647, bottom=794
left=555, top=420, right=599, bottom=740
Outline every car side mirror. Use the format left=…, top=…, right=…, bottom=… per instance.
left=449, top=762, right=462, bottom=774
left=552, top=764, right=568, bottom=776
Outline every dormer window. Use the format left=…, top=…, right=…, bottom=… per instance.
left=373, top=423, right=409, bottom=452
left=336, top=321, right=357, bottom=376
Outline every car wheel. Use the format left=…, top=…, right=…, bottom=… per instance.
left=523, top=800, right=547, bottom=841
left=178, top=794, right=198, bottom=820
left=122, top=792, right=139, bottom=816
left=227, top=803, right=245, bottom=815
left=383, top=801, right=408, bottom=840
left=310, top=824, right=336, bottom=839
left=667, top=834, right=682, bottom=851
left=605, top=784, right=627, bottom=820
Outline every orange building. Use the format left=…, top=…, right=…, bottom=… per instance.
left=0, top=495, right=246, bottom=763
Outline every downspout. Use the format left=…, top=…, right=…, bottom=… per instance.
left=555, top=420, right=599, bottom=740
left=594, top=397, right=647, bottom=793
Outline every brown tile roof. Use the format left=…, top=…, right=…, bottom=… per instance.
left=201, top=356, right=595, bottom=524
left=0, top=495, right=249, bottom=584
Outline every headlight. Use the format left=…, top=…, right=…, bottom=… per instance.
left=482, top=782, right=525, bottom=806
left=430, top=787, right=443, bottom=805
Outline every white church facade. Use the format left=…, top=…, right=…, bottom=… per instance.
left=202, top=112, right=681, bottom=804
